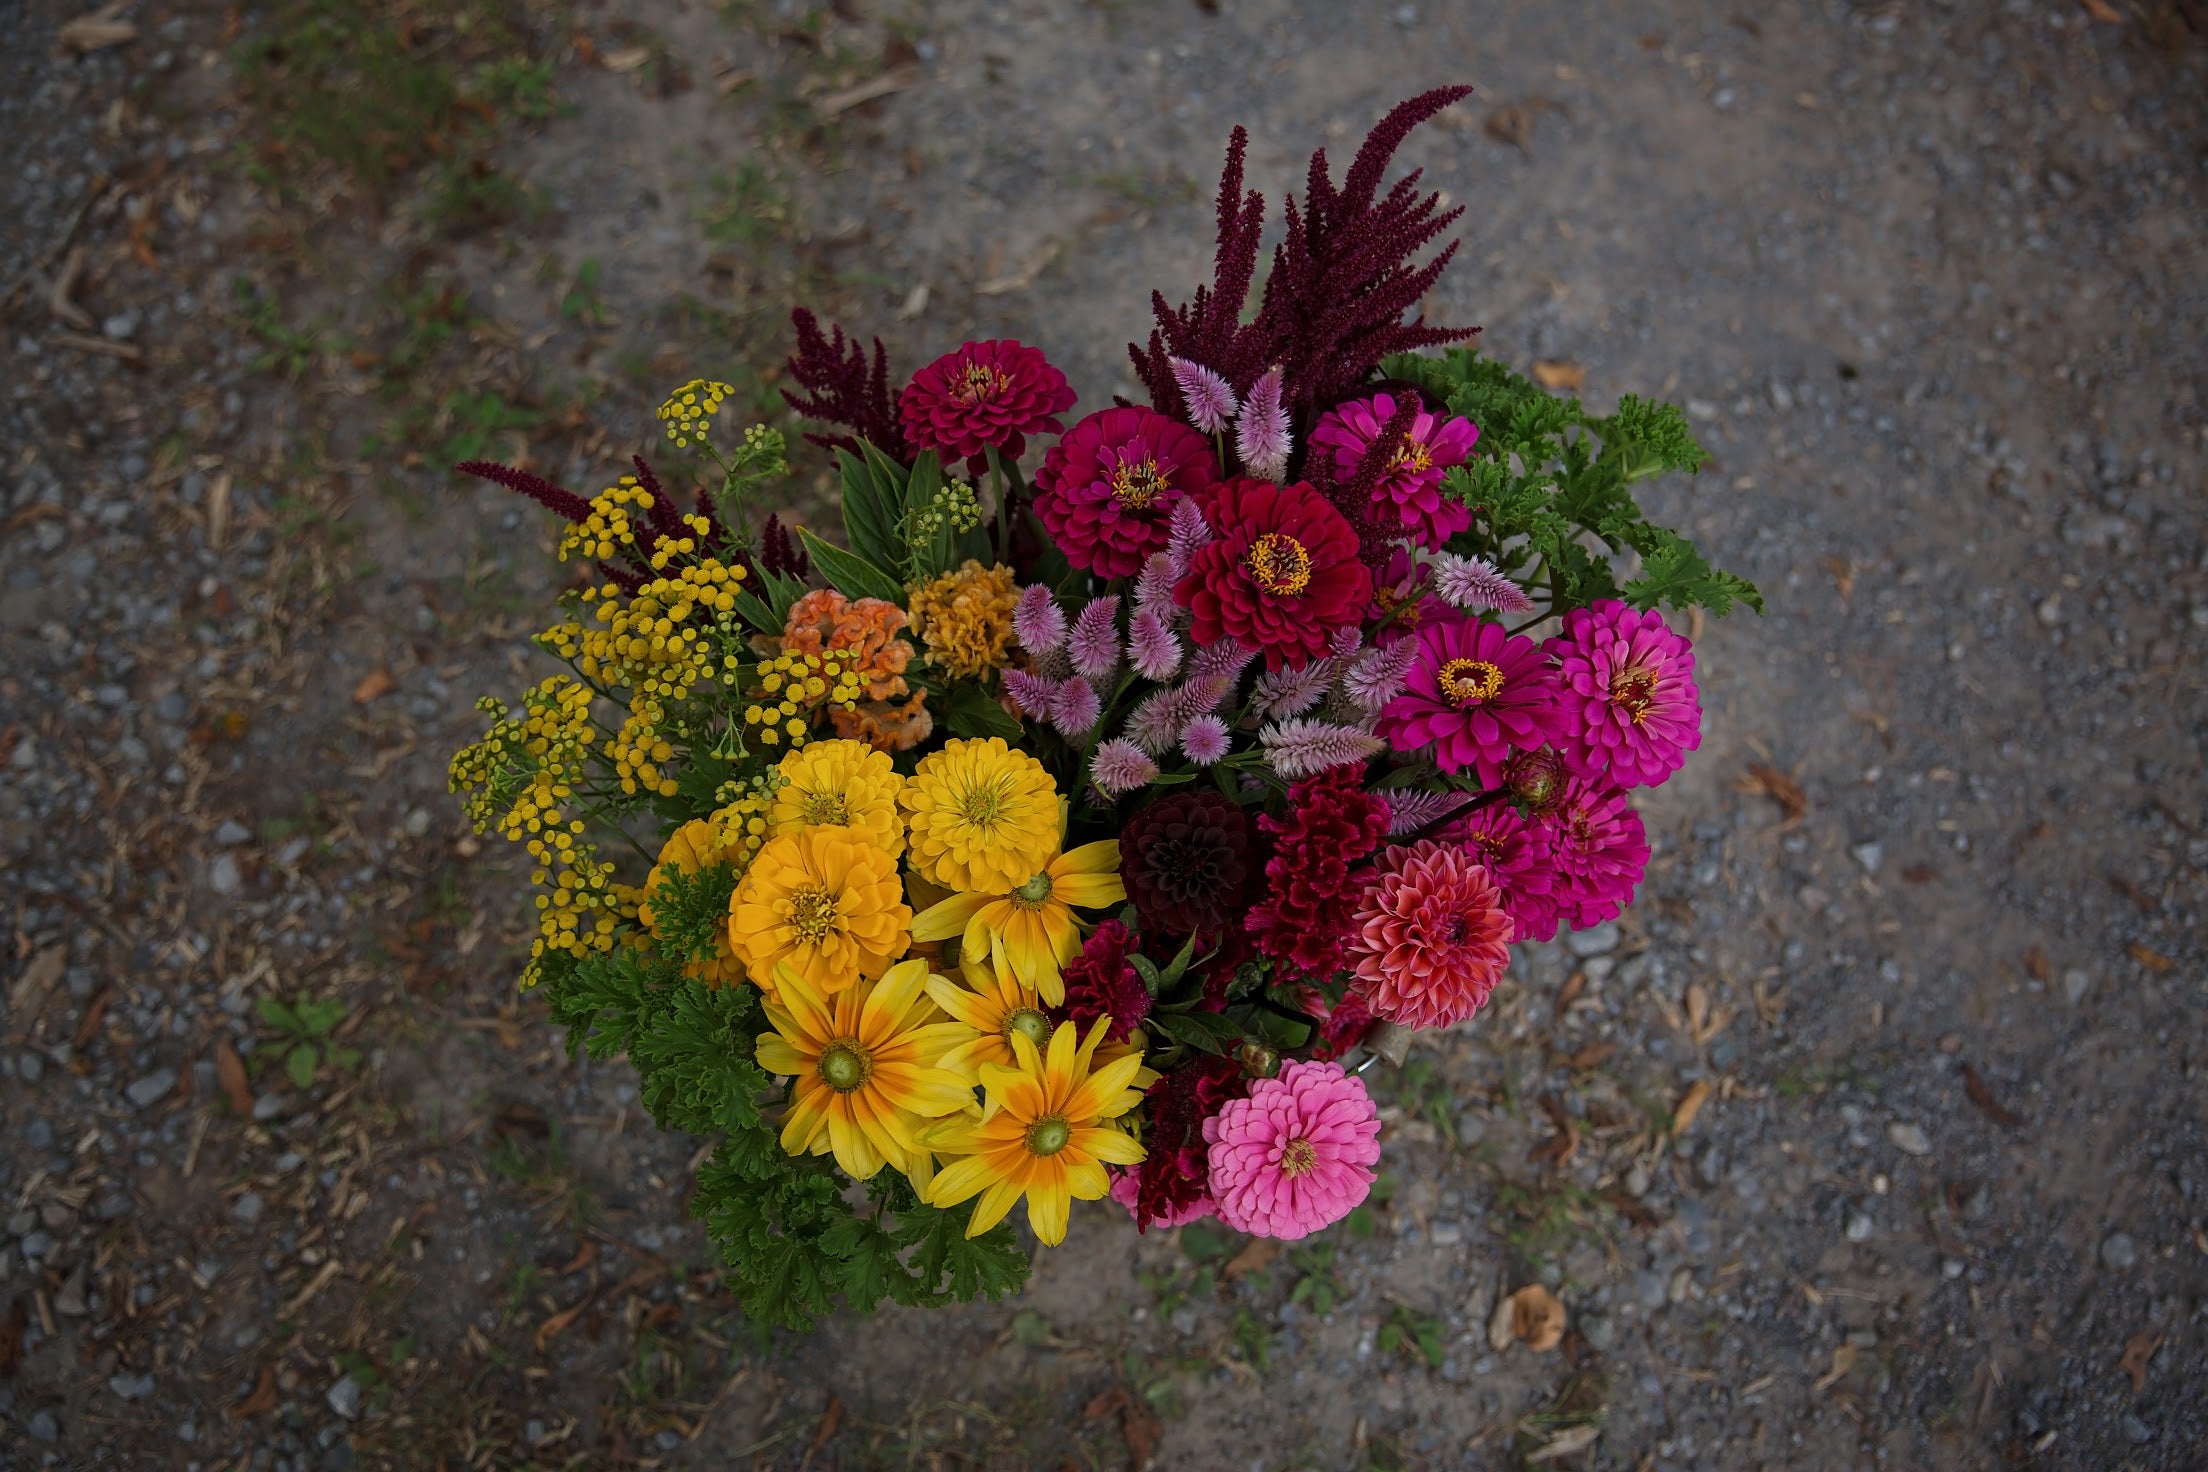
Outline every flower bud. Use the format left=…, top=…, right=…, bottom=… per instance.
left=1236, top=1040, right=1282, bottom=1079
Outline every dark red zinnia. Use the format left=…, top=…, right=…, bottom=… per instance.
left=1032, top=406, right=1219, bottom=577
left=1245, top=766, right=1391, bottom=980
left=1058, top=920, right=1151, bottom=1043
left=897, top=339, right=1076, bottom=470
left=1120, top=791, right=1252, bottom=942
left=1174, top=478, right=1373, bottom=671
left=1128, top=1054, right=1246, bottom=1231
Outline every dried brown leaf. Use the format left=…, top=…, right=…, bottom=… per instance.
left=57, top=4, right=136, bottom=53
left=71, top=988, right=110, bottom=1049
left=1526, top=1423, right=1601, bottom=1463
left=1737, top=762, right=1807, bottom=822
left=1672, top=1079, right=1714, bottom=1136
left=1083, top=1386, right=1160, bottom=1472
left=1533, top=360, right=1586, bottom=391
left=535, top=1296, right=589, bottom=1353
left=2118, top=1332, right=2161, bottom=1394
left=351, top=668, right=395, bottom=705
left=1902, top=864, right=1941, bottom=884
left=2020, top=946, right=2051, bottom=982
left=215, top=1039, right=254, bottom=1115
left=1223, top=1238, right=1281, bottom=1279
left=1510, top=1285, right=1567, bottom=1351
left=1818, top=554, right=1856, bottom=600
left=1554, top=970, right=1586, bottom=1018
left=798, top=1393, right=841, bottom=1469
left=228, top=1363, right=278, bottom=1418
left=6, top=947, right=66, bottom=1042
left=1814, top=1342, right=1858, bottom=1391
left=1484, top=104, right=1536, bottom=149
left=2079, top=0, right=2124, bottom=21
left=1961, top=1064, right=2025, bottom=1128
left=1562, top=1041, right=1618, bottom=1071
left=2126, top=943, right=2174, bottom=973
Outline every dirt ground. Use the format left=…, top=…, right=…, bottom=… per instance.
left=3, top=1, right=2205, bottom=1468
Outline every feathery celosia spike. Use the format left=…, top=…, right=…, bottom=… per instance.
left=631, top=454, right=683, bottom=539
left=1128, top=609, right=1184, bottom=682
left=1169, top=356, right=1240, bottom=434
left=1328, top=625, right=1365, bottom=658
left=1383, top=787, right=1475, bottom=837
left=1235, top=367, right=1291, bottom=481
left=781, top=307, right=909, bottom=459
left=1252, top=657, right=1340, bottom=722
left=1013, top=583, right=1069, bottom=654
left=1133, top=552, right=1178, bottom=618
left=1259, top=718, right=1386, bottom=779
left=1002, top=668, right=1062, bottom=719
left=1090, top=739, right=1161, bottom=797
left=1166, top=499, right=1212, bottom=580
left=457, top=460, right=595, bottom=523
left=1432, top=552, right=1534, bottom=614
left=1179, top=714, right=1231, bottom=766
left=1068, top=596, right=1123, bottom=680
left=1188, top=636, right=1259, bottom=689
left=1049, top=676, right=1103, bottom=736
left=1343, top=634, right=1420, bottom=711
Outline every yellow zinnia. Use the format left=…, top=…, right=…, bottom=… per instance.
left=899, top=737, right=1060, bottom=894
left=637, top=819, right=746, bottom=986
left=769, top=739, right=907, bottom=859
left=924, top=1017, right=1147, bottom=1246
left=909, top=814, right=1124, bottom=1006
left=906, top=560, right=1019, bottom=680
left=729, top=827, right=910, bottom=996
left=756, top=958, right=975, bottom=1185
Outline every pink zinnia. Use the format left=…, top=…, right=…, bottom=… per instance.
left=1203, top=1062, right=1382, bottom=1240
left=898, top=339, right=1076, bottom=470
left=1447, top=802, right=1558, bottom=944
left=1033, top=406, right=1219, bottom=577
left=1547, top=600, right=1703, bottom=790
left=1539, top=777, right=1648, bottom=935
left=1346, top=840, right=1512, bottom=1030
left=1310, top=393, right=1478, bottom=549
left=1378, top=614, right=1561, bottom=786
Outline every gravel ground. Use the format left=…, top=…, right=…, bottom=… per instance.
left=3, top=1, right=2204, bottom=1469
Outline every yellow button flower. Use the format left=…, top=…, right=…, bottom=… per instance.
left=899, top=737, right=1060, bottom=895
left=755, top=958, right=975, bottom=1185
left=924, top=1017, right=1148, bottom=1246
left=769, top=739, right=907, bottom=859
left=729, top=828, right=911, bottom=997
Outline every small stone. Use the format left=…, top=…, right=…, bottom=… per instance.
left=25, top=1118, right=53, bottom=1150
left=29, top=1409, right=59, bottom=1442
left=1565, top=922, right=1620, bottom=958
left=1845, top=1210, right=1875, bottom=1242
left=1942, top=1258, right=1966, bottom=1279
left=17, top=1051, right=41, bottom=1083
left=1887, top=1123, right=1932, bottom=1157
left=207, top=854, right=241, bottom=895
left=1429, top=1221, right=1463, bottom=1246
left=1667, top=1267, right=1694, bottom=1303
left=126, top=1067, right=178, bottom=1109
left=401, top=808, right=432, bottom=839
left=212, top=820, right=252, bottom=846
left=101, top=309, right=141, bottom=341
left=2101, top=1233, right=2137, bottom=1271
left=1635, top=1271, right=1667, bottom=1309
left=108, top=1372, right=155, bottom=1401
left=1581, top=1313, right=1616, bottom=1351
left=232, top=1191, right=264, bottom=1226
left=54, top=1262, right=89, bottom=1316
left=1850, top=842, right=1884, bottom=875
left=2122, top=1412, right=2155, bottom=1444
left=1623, top=1162, right=1651, bottom=1198
left=253, top=1093, right=287, bottom=1122
left=2035, top=594, right=2063, bottom=627
left=524, top=1419, right=547, bottom=1446
left=2064, top=969, right=2091, bottom=1005
left=326, top=1375, right=362, bottom=1420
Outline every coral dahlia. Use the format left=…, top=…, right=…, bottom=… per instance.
left=1310, top=392, right=1479, bottom=548
left=1032, top=407, right=1219, bottom=577
left=1175, top=478, right=1373, bottom=672
left=898, top=340, right=1076, bottom=470
left=1345, top=840, right=1512, bottom=1030
left=1546, top=599, right=1703, bottom=790
left=1378, top=614, right=1561, bottom=787
left=1203, top=1061, right=1382, bottom=1240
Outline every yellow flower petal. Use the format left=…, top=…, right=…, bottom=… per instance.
left=1024, top=1179, right=1072, bottom=1245
left=911, top=890, right=991, bottom=943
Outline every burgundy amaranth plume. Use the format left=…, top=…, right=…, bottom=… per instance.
left=781, top=307, right=910, bottom=459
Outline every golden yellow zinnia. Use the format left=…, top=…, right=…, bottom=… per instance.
left=906, top=560, right=1019, bottom=680
left=756, top=958, right=975, bottom=1185
left=909, top=810, right=1123, bottom=1006
left=899, top=737, right=1060, bottom=894
left=729, top=828, right=910, bottom=996
left=769, top=739, right=907, bottom=859
left=637, top=819, right=746, bottom=986
left=924, top=1017, right=1147, bottom=1246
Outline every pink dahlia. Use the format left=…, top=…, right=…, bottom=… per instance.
left=1546, top=600, right=1703, bottom=790
left=1033, top=406, right=1219, bottom=577
left=1378, top=614, right=1561, bottom=786
left=1175, top=478, right=1374, bottom=672
left=1345, top=840, right=1513, bottom=1030
left=1310, top=392, right=1478, bottom=548
left=1446, top=802, right=1557, bottom=944
left=897, top=340, right=1076, bottom=470
left=1538, top=777, right=1649, bottom=935
left=1203, top=1061, right=1382, bottom=1240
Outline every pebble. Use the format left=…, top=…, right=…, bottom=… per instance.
left=108, top=1372, right=155, bottom=1401
left=28, top=1409, right=59, bottom=1442
left=1635, top=1271, right=1667, bottom=1309
left=1667, top=1267, right=1694, bottom=1303
left=326, top=1376, right=362, bottom=1420
left=2035, top=594, right=2063, bottom=626
left=208, top=853, right=241, bottom=895
left=1849, top=841, right=1884, bottom=874
left=1565, top=922, right=1620, bottom=958
left=1887, top=1123, right=1932, bottom=1157
left=2101, top=1232, right=2136, bottom=1270
left=25, top=1118, right=53, bottom=1150
left=232, top=1191, right=264, bottom=1226
left=125, top=1067, right=178, bottom=1109
left=101, top=309, right=141, bottom=341
left=401, top=807, right=432, bottom=838
left=2063, top=969, right=2091, bottom=1005
left=254, top=1092, right=288, bottom=1122
left=2122, top=1412, right=2156, bottom=1444
left=1581, top=1313, right=1616, bottom=1351
left=54, top=1262, right=89, bottom=1316
left=1846, top=1210, right=1875, bottom=1242
left=18, top=1051, right=42, bottom=1083
left=213, top=820, right=252, bottom=846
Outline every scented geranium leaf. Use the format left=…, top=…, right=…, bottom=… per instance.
left=837, top=447, right=905, bottom=572
left=540, top=948, right=652, bottom=1061
left=796, top=528, right=907, bottom=605
left=820, top=1213, right=919, bottom=1311
left=894, top=1198, right=1031, bottom=1305
left=1598, top=394, right=1708, bottom=480
left=695, top=1145, right=849, bottom=1330
left=1620, top=528, right=1765, bottom=616
left=627, top=979, right=769, bottom=1136
left=644, top=857, right=740, bottom=967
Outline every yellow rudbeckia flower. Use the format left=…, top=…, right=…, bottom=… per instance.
left=769, top=739, right=907, bottom=859
left=909, top=815, right=1124, bottom=1007
left=924, top=932, right=1054, bottom=1082
left=924, top=1017, right=1148, bottom=1246
left=730, top=828, right=910, bottom=997
left=755, top=958, right=976, bottom=1187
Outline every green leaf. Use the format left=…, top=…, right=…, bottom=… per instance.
left=796, top=529, right=906, bottom=605
left=942, top=680, right=1022, bottom=742
left=1147, top=1011, right=1234, bottom=1055
left=837, top=448, right=905, bottom=572
left=730, top=589, right=782, bottom=636
left=329, top=1047, right=363, bottom=1071
left=286, top=1043, right=319, bottom=1089
left=256, top=997, right=300, bottom=1032
left=295, top=997, right=346, bottom=1036
left=901, top=452, right=960, bottom=581
left=758, top=568, right=811, bottom=624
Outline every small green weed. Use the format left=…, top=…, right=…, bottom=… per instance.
left=255, top=993, right=361, bottom=1088
left=1376, top=1304, right=1445, bottom=1370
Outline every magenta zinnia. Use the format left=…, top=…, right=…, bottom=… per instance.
left=1345, top=840, right=1512, bottom=1030
left=1378, top=614, right=1560, bottom=787
left=898, top=339, right=1076, bottom=469
left=1310, top=392, right=1478, bottom=548
left=1447, top=801, right=1558, bottom=944
left=1175, top=478, right=1373, bottom=672
left=1538, top=776, right=1649, bottom=936
left=1546, top=599, right=1703, bottom=790
left=1033, top=406, right=1218, bottom=577
left=1203, top=1061, right=1382, bottom=1240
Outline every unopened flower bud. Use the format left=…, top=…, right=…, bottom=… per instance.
left=1236, top=1040, right=1281, bottom=1079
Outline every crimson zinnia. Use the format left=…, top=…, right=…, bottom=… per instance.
left=1032, top=406, right=1218, bottom=577
left=898, top=339, right=1076, bottom=470
left=1174, top=478, right=1373, bottom=671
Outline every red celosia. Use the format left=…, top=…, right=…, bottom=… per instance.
left=898, top=339, right=1076, bottom=471
left=1175, top=478, right=1374, bottom=672
left=1246, top=766, right=1391, bottom=980
left=1058, top=921, right=1151, bottom=1043
left=1120, top=791, right=1253, bottom=943
left=781, top=307, right=909, bottom=460
left=1127, top=1054, right=1246, bottom=1231
left=1308, top=989, right=1375, bottom=1062
left=1032, top=406, right=1218, bottom=577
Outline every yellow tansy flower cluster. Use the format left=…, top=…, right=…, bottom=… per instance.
left=906, top=560, right=1021, bottom=682
left=743, top=646, right=864, bottom=750
left=656, top=378, right=735, bottom=448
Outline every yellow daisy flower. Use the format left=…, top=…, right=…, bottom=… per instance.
left=729, top=828, right=910, bottom=997
left=637, top=819, right=746, bottom=986
left=770, top=739, right=907, bottom=859
left=924, top=1017, right=1148, bottom=1246
left=755, top=958, right=975, bottom=1185
left=899, top=737, right=1060, bottom=894
left=909, top=816, right=1124, bottom=1006
left=924, top=933, right=1053, bottom=1082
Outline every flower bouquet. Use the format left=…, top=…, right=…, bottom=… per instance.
left=450, top=86, right=1758, bottom=1328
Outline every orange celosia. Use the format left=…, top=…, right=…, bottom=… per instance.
left=782, top=589, right=931, bottom=751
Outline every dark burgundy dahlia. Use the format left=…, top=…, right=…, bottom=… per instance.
left=1032, top=406, right=1218, bottom=577
left=1120, top=791, right=1253, bottom=941
left=1174, top=478, right=1374, bottom=671
left=897, top=339, right=1076, bottom=468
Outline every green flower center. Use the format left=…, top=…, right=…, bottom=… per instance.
left=1012, top=870, right=1055, bottom=908
left=1004, top=1008, right=1051, bottom=1049
left=957, top=778, right=1008, bottom=828
left=818, top=1040, right=871, bottom=1093
left=1025, top=1115, right=1071, bottom=1157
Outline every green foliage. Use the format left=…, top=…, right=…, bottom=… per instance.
left=539, top=945, right=1029, bottom=1328
left=797, top=527, right=907, bottom=605
left=642, top=859, right=739, bottom=967
left=255, top=992, right=361, bottom=1089
left=1376, top=1304, right=1446, bottom=1370
left=1382, top=349, right=1762, bottom=617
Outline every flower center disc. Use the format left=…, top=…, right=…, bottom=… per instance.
left=954, top=362, right=1009, bottom=405
left=1438, top=657, right=1505, bottom=706
left=1387, top=439, right=1435, bottom=476
left=787, top=886, right=841, bottom=944
left=1278, top=1136, right=1318, bottom=1178
left=1109, top=452, right=1167, bottom=509
left=1026, top=1115, right=1072, bottom=1156
left=1610, top=668, right=1658, bottom=723
left=1012, top=870, right=1055, bottom=908
left=817, top=1040, right=871, bottom=1093
left=957, top=780, right=1006, bottom=827
left=1245, top=533, right=1313, bottom=596
left=1004, top=1008, right=1051, bottom=1048
left=801, top=791, right=851, bottom=825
